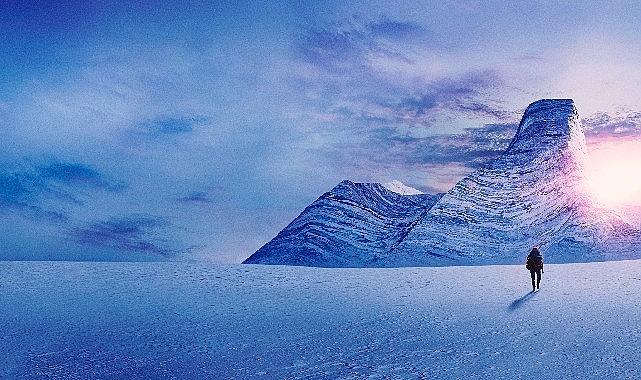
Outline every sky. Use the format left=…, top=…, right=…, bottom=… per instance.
left=2, top=0, right=641, bottom=263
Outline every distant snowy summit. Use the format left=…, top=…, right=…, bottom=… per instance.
left=244, top=99, right=641, bottom=267
left=383, top=180, right=424, bottom=195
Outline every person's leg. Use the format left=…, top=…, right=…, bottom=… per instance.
left=530, top=271, right=536, bottom=291
left=536, top=270, right=541, bottom=289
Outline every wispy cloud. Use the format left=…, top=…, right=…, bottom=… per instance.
left=583, top=111, right=641, bottom=140
left=295, top=17, right=509, bottom=135
left=143, top=117, right=196, bottom=135
left=131, top=116, right=206, bottom=138
left=0, top=159, right=124, bottom=219
left=178, top=191, right=214, bottom=205
left=390, top=71, right=507, bottom=121
left=416, top=123, right=517, bottom=168
left=37, top=162, right=124, bottom=192
left=298, top=18, right=430, bottom=72
left=176, top=185, right=226, bottom=206
left=310, top=121, right=517, bottom=193
left=71, top=215, right=183, bottom=257
left=366, top=18, right=427, bottom=41
left=378, top=123, right=517, bottom=168
left=118, top=115, right=208, bottom=150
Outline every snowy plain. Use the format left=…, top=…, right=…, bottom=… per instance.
left=2, top=260, right=641, bottom=379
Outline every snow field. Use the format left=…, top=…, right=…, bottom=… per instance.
left=1, top=260, right=641, bottom=379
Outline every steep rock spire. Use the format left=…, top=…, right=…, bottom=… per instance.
left=497, top=99, right=589, bottom=179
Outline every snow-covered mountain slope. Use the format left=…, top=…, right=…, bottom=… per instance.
left=244, top=180, right=441, bottom=267
left=383, top=180, right=424, bottom=195
left=4, top=261, right=641, bottom=379
left=389, top=99, right=639, bottom=266
left=245, top=99, right=641, bottom=267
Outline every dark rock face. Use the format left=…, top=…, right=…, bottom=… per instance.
left=244, top=100, right=641, bottom=267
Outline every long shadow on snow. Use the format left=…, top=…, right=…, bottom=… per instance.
left=508, top=291, right=538, bottom=311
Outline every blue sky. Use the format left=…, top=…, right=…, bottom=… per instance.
left=2, top=0, right=641, bottom=262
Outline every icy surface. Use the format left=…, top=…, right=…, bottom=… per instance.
left=3, top=261, right=641, bottom=378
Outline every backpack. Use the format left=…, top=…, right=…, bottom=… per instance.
left=526, top=255, right=543, bottom=270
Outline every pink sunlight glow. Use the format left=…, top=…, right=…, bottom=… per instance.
left=586, top=140, right=641, bottom=208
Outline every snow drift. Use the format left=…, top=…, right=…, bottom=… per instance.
left=244, top=99, right=641, bottom=267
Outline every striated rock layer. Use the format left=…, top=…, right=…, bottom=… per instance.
left=244, top=181, right=441, bottom=267
left=244, top=99, right=641, bottom=267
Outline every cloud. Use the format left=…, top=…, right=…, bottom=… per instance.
left=297, top=16, right=429, bottom=74
left=299, top=28, right=362, bottom=71
left=37, top=162, right=124, bottom=191
left=178, top=191, right=214, bottom=205
left=71, top=215, right=183, bottom=257
left=366, top=19, right=427, bottom=41
left=297, top=17, right=428, bottom=72
left=118, top=115, right=208, bottom=149
left=145, top=117, right=195, bottom=135
left=295, top=17, right=510, bottom=137
left=457, top=102, right=511, bottom=120
left=286, top=16, right=520, bottom=196
left=582, top=111, right=641, bottom=140
left=0, top=159, right=124, bottom=219
left=398, top=94, right=438, bottom=116
left=135, top=116, right=207, bottom=137
left=386, top=123, right=517, bottom=168
left=308, top=121, right=517, bottom=194
left=392, top=71, right=507, bottom=120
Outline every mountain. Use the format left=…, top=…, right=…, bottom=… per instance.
left=244, top=99, right=641, bottom=267
left=386, top=99, right=638, bottom=266
left=244, top=181, right=441, bottom=267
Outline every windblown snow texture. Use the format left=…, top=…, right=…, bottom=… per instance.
left=6, top=260, right=641, bottom=378
left=245, top=99, right=641, bottom=267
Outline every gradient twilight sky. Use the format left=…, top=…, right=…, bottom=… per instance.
left=2, top=0, right=641, bottom=263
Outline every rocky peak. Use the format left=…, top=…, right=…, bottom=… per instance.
left=493, top=99, right=589, bottom=178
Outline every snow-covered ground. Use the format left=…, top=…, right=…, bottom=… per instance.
left=2, top=260, right=641, bottom=379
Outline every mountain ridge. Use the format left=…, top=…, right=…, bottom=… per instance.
left=244, top=180, right=441, bottom=267
left=244, top=99, right=641, bottom=267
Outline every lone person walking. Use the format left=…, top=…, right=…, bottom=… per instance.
left=526, top=247, right=543, bottom=291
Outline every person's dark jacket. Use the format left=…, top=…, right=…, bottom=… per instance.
left=526, top=249, right=543, bottom=271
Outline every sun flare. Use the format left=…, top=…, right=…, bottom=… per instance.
left=586, top=140, right=641, bottom=207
